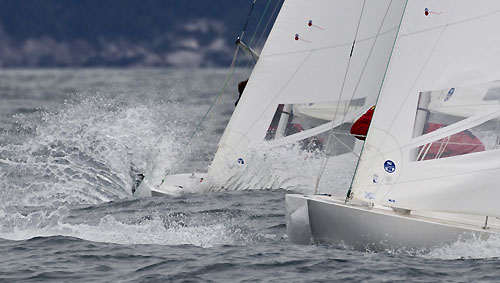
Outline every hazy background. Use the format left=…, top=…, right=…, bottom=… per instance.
left=0, top=0, right=282, bottom=68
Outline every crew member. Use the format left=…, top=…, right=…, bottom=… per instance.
left=350, top=106, right=374, bottom=140
left=350, top=106, right=484, bottom=159
left=235, top=79, right=248, bottom=106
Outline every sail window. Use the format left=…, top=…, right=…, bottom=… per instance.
left=411, top=82, right=500, bottom=161
left=265, top=104, right=329, bottom=152
left=265, top=101, right=367, bottom=155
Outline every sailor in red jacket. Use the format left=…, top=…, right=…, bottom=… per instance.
left=350, top=106, right=374, bottom=140
left=350, top=106, right=485, bottom=159
left=419, top=123, right=484, bottom=159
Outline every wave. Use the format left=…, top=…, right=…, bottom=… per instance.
left=0, top=89, right=194, bottom=207
left=0, top=206, right=236, bottom=248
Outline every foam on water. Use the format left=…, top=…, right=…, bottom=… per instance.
left=0, top=89, right=192, bottom=208
left=0, top=69, right=283, bottom=249
left=424, top=234, right=500, bottom=260
left=0, top=207, right=237, bottom=248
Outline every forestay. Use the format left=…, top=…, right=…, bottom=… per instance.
left=208, top=0, right=406, bottom=183
left=351, top=0, right=500, bottom=217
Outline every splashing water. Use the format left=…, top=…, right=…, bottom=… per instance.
left=0, top=207, right=237, bottom=248
left=2, top=69, right=500, bottom=277
left=0, top=69, right=261, bottom=249
left=0, top=69, right=228, bottom=208
left=207, top=141, right=358, bottom=196
left=0, top=92, right=189, bottom=207
left=425, top=234, right=500, bottom=260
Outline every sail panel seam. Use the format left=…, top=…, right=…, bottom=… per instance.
left=263, top=26, right=399, bottom=58
left=339, top=0, right=395, bottom=127
left=400, top=8, right=500, bottom=38
left=230, top=51, right=316, bottom=149
left=315, top=0, right=367, bottom=194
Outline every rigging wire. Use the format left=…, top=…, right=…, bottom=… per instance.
left=239, top=0, right=281, bottom=69
left=241, top=0, right=258, bottom=40
left=211, top=0, right=279, bottom=140
left=345, top=0, right=408, bottom=202
left=255, top=0, right=282, bottom=48
left=248, top=0, right=272, bottom=48
left=188, top=47, right=240, bottom=141
left=314, top=0, right=368, bottom=195
left=187, top=0, right=258, bottom=142
left=189, top=0, right=282, bottom=142
left=162, top=0, right=266, bottom=186
left=179, top=0, right=280, bottom=188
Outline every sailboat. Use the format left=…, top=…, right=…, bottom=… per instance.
left=285, top=0, right=500, bottom=252
left=149, top=0, right=500, bottom=251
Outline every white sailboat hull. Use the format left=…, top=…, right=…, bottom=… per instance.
left=286, top=194, right=497, bottom=252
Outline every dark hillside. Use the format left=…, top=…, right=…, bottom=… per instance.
left=0, top=0, right=282, bottom=67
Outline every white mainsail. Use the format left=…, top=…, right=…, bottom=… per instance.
left=351, top=0, right=500, bottom=217
left=208, top=0, right=406, bottom=184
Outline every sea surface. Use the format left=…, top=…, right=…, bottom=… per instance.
left=1, top=69, right=500, bottom=282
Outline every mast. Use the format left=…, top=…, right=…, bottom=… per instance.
left=411, top=91, right=430, bottom=161
left=275, top=104, right=292, bottom=139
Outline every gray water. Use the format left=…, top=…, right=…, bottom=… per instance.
left=1, top=69, right=500, bottom=282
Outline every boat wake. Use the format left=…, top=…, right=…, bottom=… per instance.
left=0, top=206, right=240, bottom=248
left=424, top=234, right=500, bottom=260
